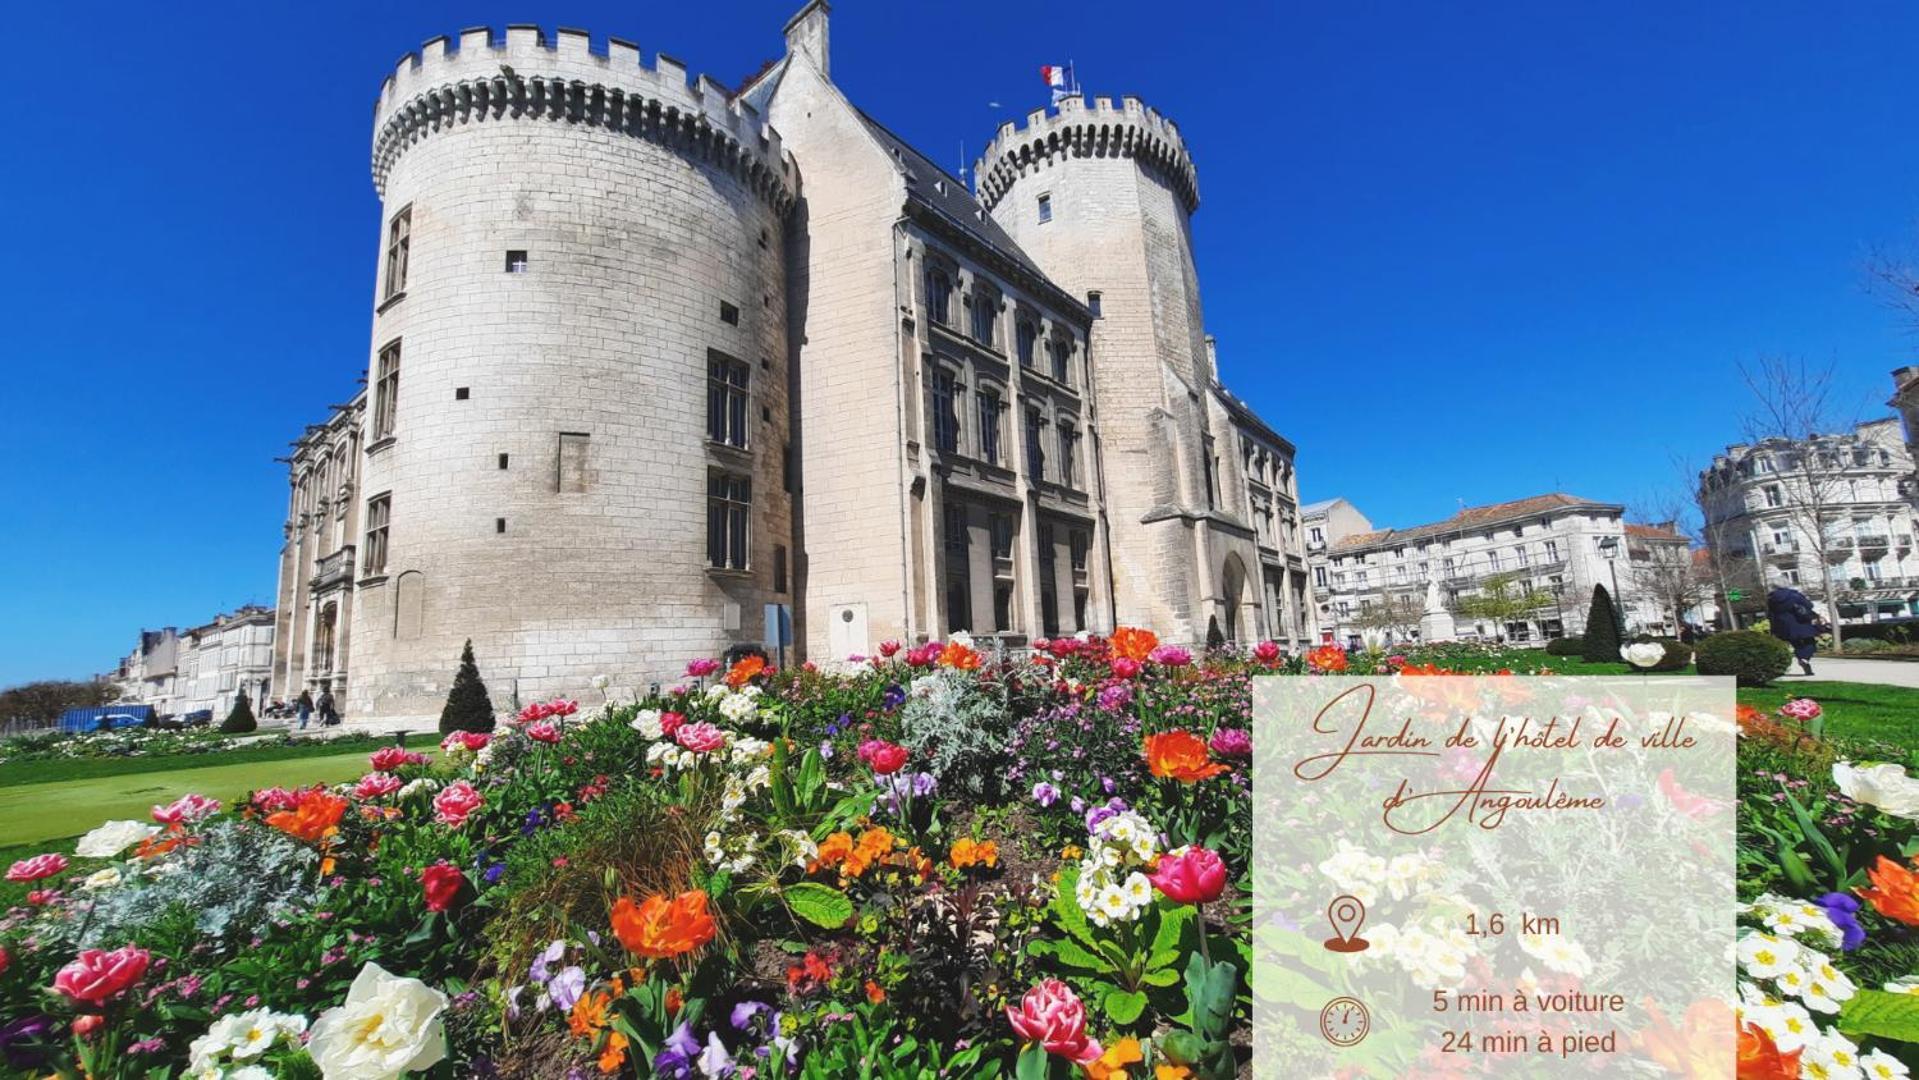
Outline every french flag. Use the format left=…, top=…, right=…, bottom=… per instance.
left=1041, top=65, right=1067, bottom=89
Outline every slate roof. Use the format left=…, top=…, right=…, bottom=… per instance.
left=856, top=110, right=1049, bottom=282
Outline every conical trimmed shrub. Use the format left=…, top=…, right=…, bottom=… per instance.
left=1581, top=585, right=1623, bottom=665
left=220, top=689, right=257, bottom=734
left=439, top=639, right=496, bottom=734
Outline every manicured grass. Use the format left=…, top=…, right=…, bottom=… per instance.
left=0, top=747, right=378, bottom=849
left=1739, top=680, right=1919, bottom=746
left=0, top=734, right=395, bottom=787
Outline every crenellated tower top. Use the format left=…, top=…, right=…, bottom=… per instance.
left=973, top=93, right=1198, bottom=215
left=370, top=25, right=797, bottom=211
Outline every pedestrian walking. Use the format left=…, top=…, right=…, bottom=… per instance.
left=1766, top=579, right=1828, bottom=677
left=296, top=690, right=313, bottom=730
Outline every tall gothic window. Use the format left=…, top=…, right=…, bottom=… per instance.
left=707, top=352, right=750, bottom=448
left=943, top=502, right=971, bottom=632
left=383, top=206, right=410, bottom=300
left=1024, top=406, right=1046, bottom=481
left=976, top=387, right=1003, bottom=466
left=971, top=288, right=999, bottom=348
left=372, top=341, right=401, bottom=440
left=925, top=267, right=953, bottom=327
left=1057, top=421, right=1079, bottom=488
left=707, top=474, right=751, bottom=570
left=363, top=493, right=391, bottom=576
left=931, top=368, right=961, bottom=454
left=1016, top=321, right=1037, bottom=367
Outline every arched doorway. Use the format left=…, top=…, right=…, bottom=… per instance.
left=1220, top=554, right=1247, bottom=643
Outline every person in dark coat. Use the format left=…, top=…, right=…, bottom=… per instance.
left=1767, top=583, right=1827, bottom=676
left=296, top=690, right=313, bottom=730
left=316, top=689, right=339, bottom=727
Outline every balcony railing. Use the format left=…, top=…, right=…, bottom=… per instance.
left=1762, top=541, right=1799, bottom=558
left=1856, top=534, right=1891, bottom=550
left=311, top=546, right=356, bottom=591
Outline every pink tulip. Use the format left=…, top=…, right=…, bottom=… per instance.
left=53, top=946, right=151, bottom=1006
left=6, top=853, right=68, bottom=883
left=1253, top=640, right=1282, bottom=664
left=433, top=781, right=485, bottom=826
left=354, top=772, right=404, bottom=799
left=859, top=739, right=910, bottom=776
left=252, top=787, right=300, bottom=811
left=1209, top=728, right=1252, bottom=758
left=1148, top=846, right=1228, bottom=905
left=1111, top=657, right=1142, bottom=680
left=151, top=793, right=221, bottom=826
left=877, top=640, right=903, bottom=658
left=659, top=711, right=687, bottom=737
left=1149, top=644, right=1194, bottom=667
left=368, top=746, right=428, bottom=772
left=675, top=722, right=727, bottom=754
left=1006, top=979, right=1101, bottom=1064
left=526, top=721, right=562, bottom=744
left=685, top=658, right=722, bottom=678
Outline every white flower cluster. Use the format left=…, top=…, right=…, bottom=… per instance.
left=1316, top=841, right=1447, bottom=907
left=1735, top=894, right=1888, bottom=1080
left=646, top=741, right=702, bottom=772
left=1741, top=893, right=1848, bottom=953
left=1074, top=810, right=1161, bottom=928
left=188, top=1008, right=308, bottom=1079
left=1368, top=919, right=1474, bottom=987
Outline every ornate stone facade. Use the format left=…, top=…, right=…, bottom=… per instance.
left=279, top=4, right=1305, bottom=724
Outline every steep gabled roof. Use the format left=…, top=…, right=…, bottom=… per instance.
left=856, top=111, right=1051, bottom=284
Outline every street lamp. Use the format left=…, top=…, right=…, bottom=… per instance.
left=1598, top=536, right=1626, bottom=633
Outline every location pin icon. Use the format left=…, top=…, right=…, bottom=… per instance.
left=1324, top=894, right=1369, bottom=953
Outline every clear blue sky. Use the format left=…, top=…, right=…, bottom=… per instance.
left=0, top=1, right=1910, bottom=683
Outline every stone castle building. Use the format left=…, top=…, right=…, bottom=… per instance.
left=275, top=4, right=1307, bottom=722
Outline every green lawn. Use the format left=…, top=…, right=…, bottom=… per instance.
left=1739, top=680, right=1919, bottom=747
left=0, top=734, right=394, bottom=787
left=0, top=747, right=376, bottom=850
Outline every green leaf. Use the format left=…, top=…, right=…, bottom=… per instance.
left=1016, top=1043, right=1051, bottom=1080
left=1150, top=901, right=1195, bottom=959
left=1141, top=966, right=1182, bottom=987
left=1048, top=866, right=1102, bottom=950
left=1782, top=785, right=1848, bottom=883
left=1028, top=937, right=1117, bottom=974
left=785, top=882, right=854, bottom=928
left=1841, top=990, right=1919, bottom=1043
left=1103, top=986, right=1149, bottom=1025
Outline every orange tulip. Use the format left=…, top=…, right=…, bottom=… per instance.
left=1144, top=731, right=1229, bottom=783
left=1085, top=1037, right=1143, bottom=1080
left=1859, top=856, right=1919, bottom=926
left=568, top=989, right=610, bottom=1038
left=1637, top=999, right=1735, bottom=1079
left=938, top=641, right=982, bottom=670
left=265, top=790, right=349, bottom=844
left=1736, top=1021, right=1801, bottom=1079
left=1110, top=627, right=1159, bottom=662
left=725, top=655, right=766, bottom=688
left=610, top=890, right=718, bottom=959
left=1305, top=645, right=1349, bottom=673
left=597, top=1030, right=629, bottom=1074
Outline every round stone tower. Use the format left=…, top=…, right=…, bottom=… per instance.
left=346, top=26, right=798, bottom=722
left=977, top=94, right=1241, bottom=644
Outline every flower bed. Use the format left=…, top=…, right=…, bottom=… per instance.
left=0, top=636, right=1911, bottom=1077
left=0, top=631, right=1260, bottom=1078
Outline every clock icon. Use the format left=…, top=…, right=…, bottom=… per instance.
left=1319, top=996, right=1371, bottom=1047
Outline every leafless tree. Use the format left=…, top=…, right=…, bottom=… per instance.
left=1351, top=585, right=1425, bottom=642
left=1735, top=357, right=1861, bottom=648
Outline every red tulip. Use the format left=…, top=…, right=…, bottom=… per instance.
left=1148, top=846, right=1228, bottom=905
left=53, top=946, right=151, bottom=1006
left=421, top=863, right=466, bottom=912
left=859, top=740, right=910, bottom=775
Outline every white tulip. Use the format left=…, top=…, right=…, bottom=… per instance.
left=74, top=820, right=160, bottom=859
left=1833, top=762, right=1919, bottom=821
left=1620, top=642, right=1667, bottom=669
left=307, top=962, right=448, bottom=1080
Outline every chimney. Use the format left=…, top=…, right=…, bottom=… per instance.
left=782, top=1, right=829, bottom=76
left=784, top=0, right=830, bottom=77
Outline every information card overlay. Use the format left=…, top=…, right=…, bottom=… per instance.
left=1252, top=675, right=1736, bottom=1076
